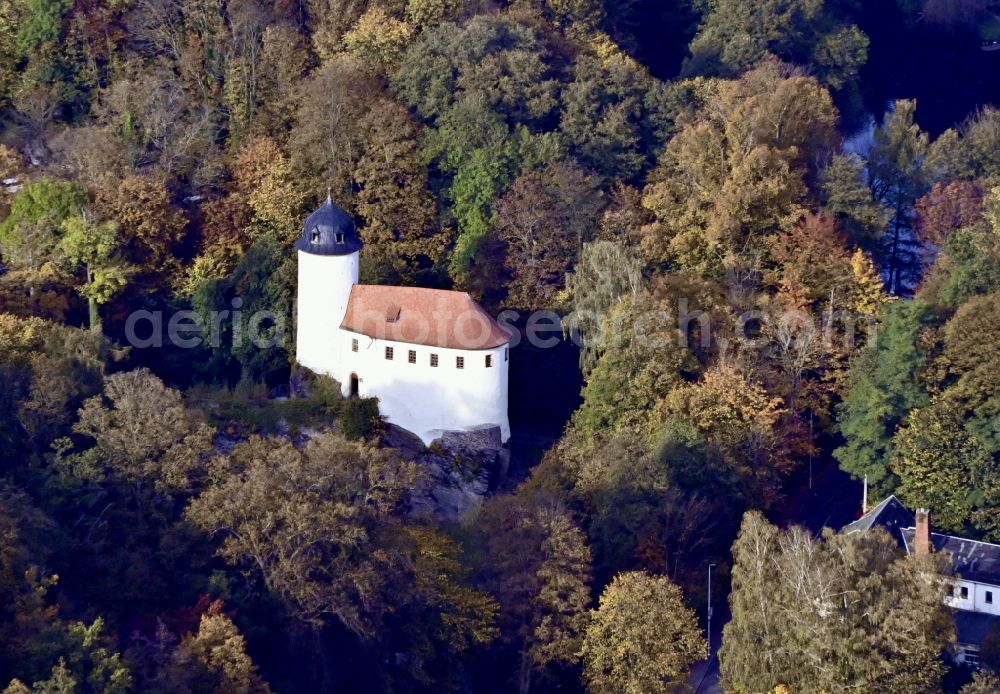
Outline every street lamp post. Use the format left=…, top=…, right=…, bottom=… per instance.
left=707, top=563, right=716, bottom=656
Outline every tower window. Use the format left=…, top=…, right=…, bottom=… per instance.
left=987, top=591, right=994, bottom=604
left=385, top=346, right=394, bottom=360
left=311, top=229, right=320, bottom=243
left=961, top=586, right=969, bottom=599
left=408, top=350, right=416, bottom=364
left=485, top=354, right=493, bottom=368
left=351, top=338, right=358, bottom=352
left=335, top=232, right=345, bottom=244
left=430, top=354, right=438, bottom=367
left=456, top=356, right=464, bottom=369
left=505, top=347, right=509, bottom=361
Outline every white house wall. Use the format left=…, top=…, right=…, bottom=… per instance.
left=338, top=330, right=510, bottom=445
left=296, top=250, right=358, bottom=377
left=947, top=579, right=1000, bottom=616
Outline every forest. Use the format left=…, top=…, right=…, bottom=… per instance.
left=3, top=0, right=1000, bottom=691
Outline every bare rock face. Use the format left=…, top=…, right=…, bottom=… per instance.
left=410, top=453, right=493, bottom=521
left=433, top=426, right=503, bottom=456
left=381, top=424, right=509, bottom=521
left=381, top=423, right=427, bottom=460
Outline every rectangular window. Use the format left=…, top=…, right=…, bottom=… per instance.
left=505, top=347, right=509, bottom=361
left=335, top=232, right=345, bottom=244
left=988, top=591, right=994, bottom=604
left=408, top=350, right=416, bottom=364
left=456, top=356, right=464, bottom=369
left=485, top=354, right=493, bottom=367
left=385, top=346, right=394, bottom=360
left=351, top=338, right=358, bottom=352
left=430, top=354, right=438, bottom=367
left=961, top=586, right=969, bottom=599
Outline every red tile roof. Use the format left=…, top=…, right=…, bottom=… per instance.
left=340, top=285, right=512, bottom=350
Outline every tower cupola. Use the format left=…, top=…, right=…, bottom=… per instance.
left=295, top=194, right=363, bottom=255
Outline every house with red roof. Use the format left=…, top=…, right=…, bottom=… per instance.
left=295, top=197, right=512, bottom=445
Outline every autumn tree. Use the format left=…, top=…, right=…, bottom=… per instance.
left=493, top=160, right=603, bottom=308
left=868, top=100, right=931, bottom=293
left=189, top=238, right=294, bottom=384
left=962, top=670, right=1000, bottom=694
left=658, top=365, right=790, bottom=504
left=0, top=0, right=21, bottom=109
left=581, top=571, right=704, bottom=694
left=353, top=98, right=447, bottom=284
left=0, top=179, right=86, bottom=306
left=186, top=434, right=422, bottom=636
left=96, top=63, right=215, bottom=177
left=151, top=604, right=271, bottom=694
left=384, top=526, right=499, bottom=686
left=3, top=619, right=132, bottom=694
left=231, top=136, right=308, bottom=246
left=820, top=153, right=891, bottom=250
left=93, top=174, right=188, bottom=281
left=564, top=239, right=643, bottom=371
left=915, top=179, right=985, bottom=247
left=222, top=0, right=305, bottom=139
left=344, top=7, right=414, bottom=72
left=721, top=511, right=954, bottom=693
left=762, top=213, right=887, bottom=412
left=59, top=213, right=134, bottom=331
left=938, top=289, right=1000, bottom=432
left=68, top=369, right=214, bottom=502
left=890, top=398, right=1000, bottom=536
left=288, top=56, right=380, bottom=201
left=187, top=433, right=496, bottom=687
left=0, top=315, right=104, bottom=452
left=176, top=193, right=253, bottom=297
left=472, top=497, right=592, bottom=694
left=559, top=47, right=678, bottom=182
left=39, top=368, right=207, bottom=613
left=641, top=60, right=837, bottom=272
left=306, top=0, right=370, bottom=62
left=927, top=106, right=1000, bottom=181
left=0, top=484, right=61, bottom=684
left=253, top=24, right=309, bottom=135
left=683, top=0, right=869, bottom=98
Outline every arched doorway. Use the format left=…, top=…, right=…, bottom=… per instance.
left=349, top=373, right=359, bottom=397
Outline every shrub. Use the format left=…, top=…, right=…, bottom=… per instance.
left=339, top=397, right=383, bottom=440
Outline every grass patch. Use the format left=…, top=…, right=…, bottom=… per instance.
left=186, top=375, right=345, bottom=434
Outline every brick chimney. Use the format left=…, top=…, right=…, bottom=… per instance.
left=915, top=508, right=931, bottom=555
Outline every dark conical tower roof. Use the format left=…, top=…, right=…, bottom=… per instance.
left=295, top=194, right=363, bottom=256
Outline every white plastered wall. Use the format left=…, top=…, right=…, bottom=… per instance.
left=296, top=250, right=358, bottom=377
left=339, top=330, right=510, bottom=445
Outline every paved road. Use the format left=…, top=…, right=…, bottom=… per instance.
left=687, top=605, right=726, bottom=693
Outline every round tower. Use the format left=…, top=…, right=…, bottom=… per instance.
left=295, top=195, right=362, bottom=379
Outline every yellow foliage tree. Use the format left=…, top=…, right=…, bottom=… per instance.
left=232, top=136, right=308, bottom=246
left=582, top=571, right=705, bottom=694
left=344, top=7, right=414, bottom=71
left=640, top=61, right=837, bottom=271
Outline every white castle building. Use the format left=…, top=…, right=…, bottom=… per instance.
left=295, top=196, right=511, bottom=445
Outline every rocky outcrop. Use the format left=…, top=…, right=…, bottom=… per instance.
left=384, top=423, right=509, bottom=521
left=433, top=425, right=503, bottom=455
